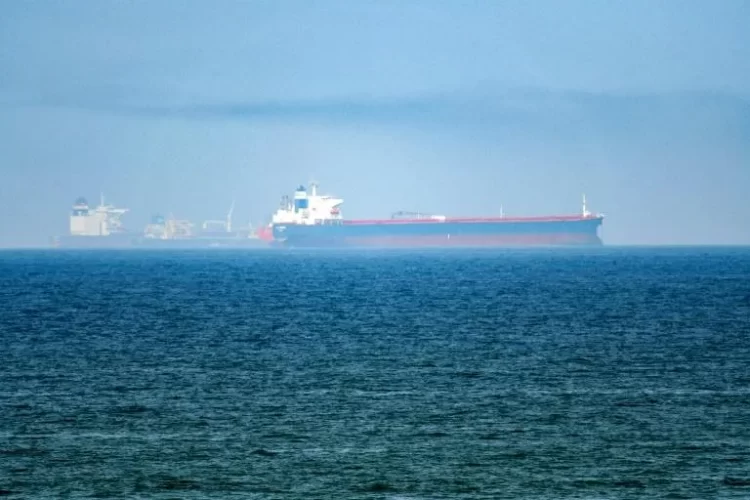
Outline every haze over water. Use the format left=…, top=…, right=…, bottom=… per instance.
left=2, top=247, right=750, bottom=498
left=2, top=2, right=750, bottom=498
left=1, top=1, right=750, bottom=246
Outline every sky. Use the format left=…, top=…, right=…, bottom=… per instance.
left=1, top=0, right=749, bottom=246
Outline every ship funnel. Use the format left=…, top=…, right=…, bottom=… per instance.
left=293, top=185, right=309, bottom=213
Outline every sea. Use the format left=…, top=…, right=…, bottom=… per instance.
left=1, top=247, right=749, bottom=499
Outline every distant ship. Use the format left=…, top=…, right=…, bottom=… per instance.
left=270, top=183, right=604, bottom=247
left=52, top=196, right=272, bottom=249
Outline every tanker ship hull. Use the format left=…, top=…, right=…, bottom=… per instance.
left=53, top=234, right=271, bottom=249
left=53, top=233, right=139, bottom=248
left=272, top=217, right=603, bottom=248
left=137, top=237, right=270, bottom=249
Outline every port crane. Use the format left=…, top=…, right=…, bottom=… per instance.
left=202, top=200, right=235, bottom=232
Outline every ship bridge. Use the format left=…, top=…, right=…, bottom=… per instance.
left=272, top=182, right=343, bottom=225
left=69, top=194, right=129, bottom=236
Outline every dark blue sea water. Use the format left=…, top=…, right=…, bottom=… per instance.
left=1, top=247, right=750, bottom=499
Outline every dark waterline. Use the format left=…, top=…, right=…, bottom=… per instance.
left=1, top=247, right=749, bottom=498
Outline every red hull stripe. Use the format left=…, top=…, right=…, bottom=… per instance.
left=344, top=233, right=599, bottom=246
left=343, top=215, right=603, bottom=225
left=256, top=226, right=274, bottom=241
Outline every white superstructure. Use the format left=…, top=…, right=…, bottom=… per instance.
left=270, top=182, right=343, bottom=225
left=69, top=195, right=129, bottom=236
left=143, top=214, right=194, bottom=239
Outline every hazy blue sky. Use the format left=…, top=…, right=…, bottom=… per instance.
left=1, top=0, right=749, bottom=246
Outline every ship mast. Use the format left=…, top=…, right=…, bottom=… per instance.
left=226, top=200, right=235, bottom=233
left=582, top=194, right=590, bottom=218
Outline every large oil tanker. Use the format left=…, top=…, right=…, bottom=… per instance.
left=270, top=183, right=604, bottom=247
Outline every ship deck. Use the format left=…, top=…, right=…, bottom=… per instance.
left=341, top=215, right=603, bottom=225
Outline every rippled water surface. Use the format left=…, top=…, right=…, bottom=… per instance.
left=1, top=247, right=750, bottom=499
